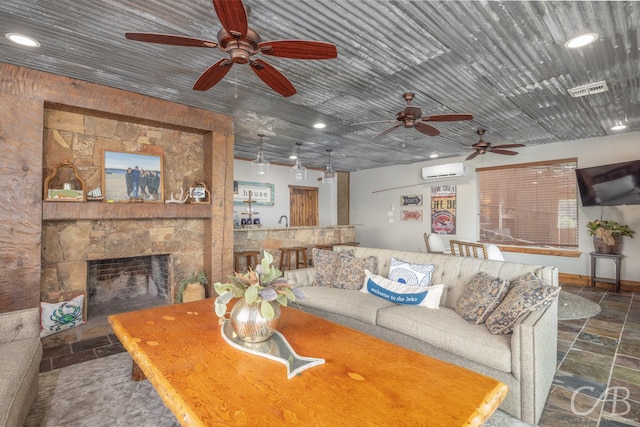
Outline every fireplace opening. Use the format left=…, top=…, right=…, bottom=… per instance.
left=87, top=254, right=171, bottom=319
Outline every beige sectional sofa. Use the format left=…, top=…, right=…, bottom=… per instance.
left=0, top=307, right=43, bottom=427
left=284, top=246, right=559, bottom=424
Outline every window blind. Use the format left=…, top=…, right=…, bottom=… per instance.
left=476, top=158, right=578, bottom=248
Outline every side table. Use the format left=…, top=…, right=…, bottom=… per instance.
left=589, top=252, right=622, bottom=293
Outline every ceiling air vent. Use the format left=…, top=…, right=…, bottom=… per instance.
left=568, top=81, right=608, bottom=98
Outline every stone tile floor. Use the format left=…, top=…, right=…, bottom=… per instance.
left=39, top=286, right=640, bottom=426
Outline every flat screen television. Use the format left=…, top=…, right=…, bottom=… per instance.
left=575, top=159, right=640, bottom=206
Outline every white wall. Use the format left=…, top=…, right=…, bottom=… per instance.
left=234, top=160, right=337, bottom=227
left=351, top=131, right=640, bottom=282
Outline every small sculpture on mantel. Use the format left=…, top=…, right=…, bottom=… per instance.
left=188, top=180, right=211, bottom=204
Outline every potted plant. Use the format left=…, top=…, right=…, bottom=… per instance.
left=213, top=250, right=304, bottom=342
left=177, top=270, right=208, bottom=303
left=586, top=219, right=635, bottom=254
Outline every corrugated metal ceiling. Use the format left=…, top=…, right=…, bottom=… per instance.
left=0, top=1, right=637, bottom=171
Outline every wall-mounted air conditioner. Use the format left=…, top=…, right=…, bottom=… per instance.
left=421, top=162, right=466, bottom=181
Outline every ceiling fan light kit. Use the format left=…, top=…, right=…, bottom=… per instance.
left=251, top=133, right=270, bottom=176
left=322, top=149, right=336, bottom=184
left=290, top=143, right=307, bottom=181
left=125, top=0, right=337, bottom=97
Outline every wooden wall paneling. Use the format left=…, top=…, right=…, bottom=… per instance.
left=0, top=95, right=43, bottom=311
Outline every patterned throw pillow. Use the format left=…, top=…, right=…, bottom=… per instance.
left=334, top=252, right=378, bottom=290
left=312, top=248, right=354, bottom=287
left=40, top=294, right=85, bottom=338
left=388, top=257, right=435, bottom=287
left=361, top=270, right=444, bottom=309
left=485, top=273, right=561, bottom=335
left=455, top=272, right=510, bottom=324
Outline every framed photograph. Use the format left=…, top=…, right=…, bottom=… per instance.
left=233, top=181, right=274, bottom=206
left=103, top=151, right=164, bottom=203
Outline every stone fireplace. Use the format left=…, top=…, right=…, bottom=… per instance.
left=87, top=254, right=171, bottom=319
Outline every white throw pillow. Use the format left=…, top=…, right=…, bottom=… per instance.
left=40, top=294, right=85, bottom=337
left=361, top=270, right=444, bottom=309
left=486, top=244, right=505, bottom=261
left=388, top=257, right=435, bottom=287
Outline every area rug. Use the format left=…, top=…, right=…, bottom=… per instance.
left=558, top=290, right=601, bottom=321
left=25, top=352, right=532, bottom=426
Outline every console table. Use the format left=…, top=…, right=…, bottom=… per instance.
left=589, top=252, right=622, bottom=293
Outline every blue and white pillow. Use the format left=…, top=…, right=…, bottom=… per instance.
left=361, top=270, right=444, bottom=309
left=388, top=257, right=435, bottom=287
left=40, top=294, right=85, bottom=338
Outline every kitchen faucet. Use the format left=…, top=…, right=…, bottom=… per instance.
left=278, top=215, right=289, bottom=227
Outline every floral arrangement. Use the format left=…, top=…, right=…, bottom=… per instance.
left=586, top=219, right=635, bottom=245
left=213, top=250, right=305, bottom=320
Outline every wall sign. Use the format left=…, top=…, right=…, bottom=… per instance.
left=400, top=194, right=423, bottom=207
left=401, top=210, right=423, bottom=221
left=234, top=181, right=274, bottom=206
left=431, top=185, right=456, bottom=234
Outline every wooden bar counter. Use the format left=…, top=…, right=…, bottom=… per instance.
left=109, top=299, right=507, bottom=426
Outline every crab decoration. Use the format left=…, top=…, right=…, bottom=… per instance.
left=49, top=302, right=82, bottom=331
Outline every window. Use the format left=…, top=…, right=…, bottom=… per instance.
left=477, top=159, right=578, bottom=249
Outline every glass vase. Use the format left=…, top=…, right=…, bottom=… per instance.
left=230, top=299, right=281, bottom=343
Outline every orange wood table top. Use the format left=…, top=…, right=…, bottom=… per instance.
left=109, top=299, right=508, bottom=426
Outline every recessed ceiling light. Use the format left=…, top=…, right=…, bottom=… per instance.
left=289, top=155, right=297, bottom=160
left=429, top=153, right=439, bottom=158
left=5, top=33, right=40, bottom=47
left=564, top=33, right=598, bottom=49
left=611, top=123, right=627, bottom=131
left=313, top=123, right=326, bottom=129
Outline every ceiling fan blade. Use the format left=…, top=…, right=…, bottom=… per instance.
left=422, top=114, right=473, bottom=122
left=193, top=59, right=233, bottom=91
left=489, top=149, right=520, bottom=155
left=259, top=40, right=338, bottom=59
left=491, top=143, right=526, bottom=149
left=250, top=59, right=296, bottom=97
left=351, top=120, right=397, bottom=126
left=373, top=124, right=402, bottom=139
left=466, top=151, right=479, bottom=161
left=125, top=32, right=218, bottom=48
left=212, top=0, right=248, bottom=39
left=415, top=122, right=440, bottom=137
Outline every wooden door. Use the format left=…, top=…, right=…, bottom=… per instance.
left=289, top=186, right=318, bottom=226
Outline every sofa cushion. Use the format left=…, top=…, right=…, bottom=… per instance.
left=361, top=270, right=444, bottom=309
left=40, top=294, right=85, bottom=337
left=295, top=287, right=394, bottom=325
left=312, top=248, right=341, bottom=287
left=0, top=337, right=42, bottom=426
left=455, top=272, right=510, bottom=324
left=485, top=273, right=561, bottom=335
left=377, top=305, right=513, bottom=373
left=334, top=252, right=378, bottom=290
left=388, top=257, right=435, bottom=287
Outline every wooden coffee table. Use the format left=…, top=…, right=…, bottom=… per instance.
left=109, top=299, right=507, bottom=426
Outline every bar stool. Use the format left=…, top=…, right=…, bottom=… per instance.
left=233, top=250, right=260, bottom=273
left=279, top=247, right=309, bottom=271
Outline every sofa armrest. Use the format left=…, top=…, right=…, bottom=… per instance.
left=284, top=267, right=315, bottom=288
left=0, top=308, right=41, bottom=344
left=510, top=298, right=558, bottom=424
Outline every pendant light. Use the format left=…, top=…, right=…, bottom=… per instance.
left=251, top=133, right=270, bottom=176
left=290, top=142, right=307, bottom=181
left=322, top=149, right=337, bottom=184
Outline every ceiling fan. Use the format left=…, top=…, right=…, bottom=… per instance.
left=465, top=129, right=525, bottom=160
left=125, top=0, right=337, bottom=97
left=352, top=92, right=473, bottom=139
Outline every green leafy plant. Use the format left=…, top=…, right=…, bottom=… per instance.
left=586, top=219, right=634, bottom=245
left=177, top=270, right=208, bottom=303
left=213, top=250, right=304, bottom=320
